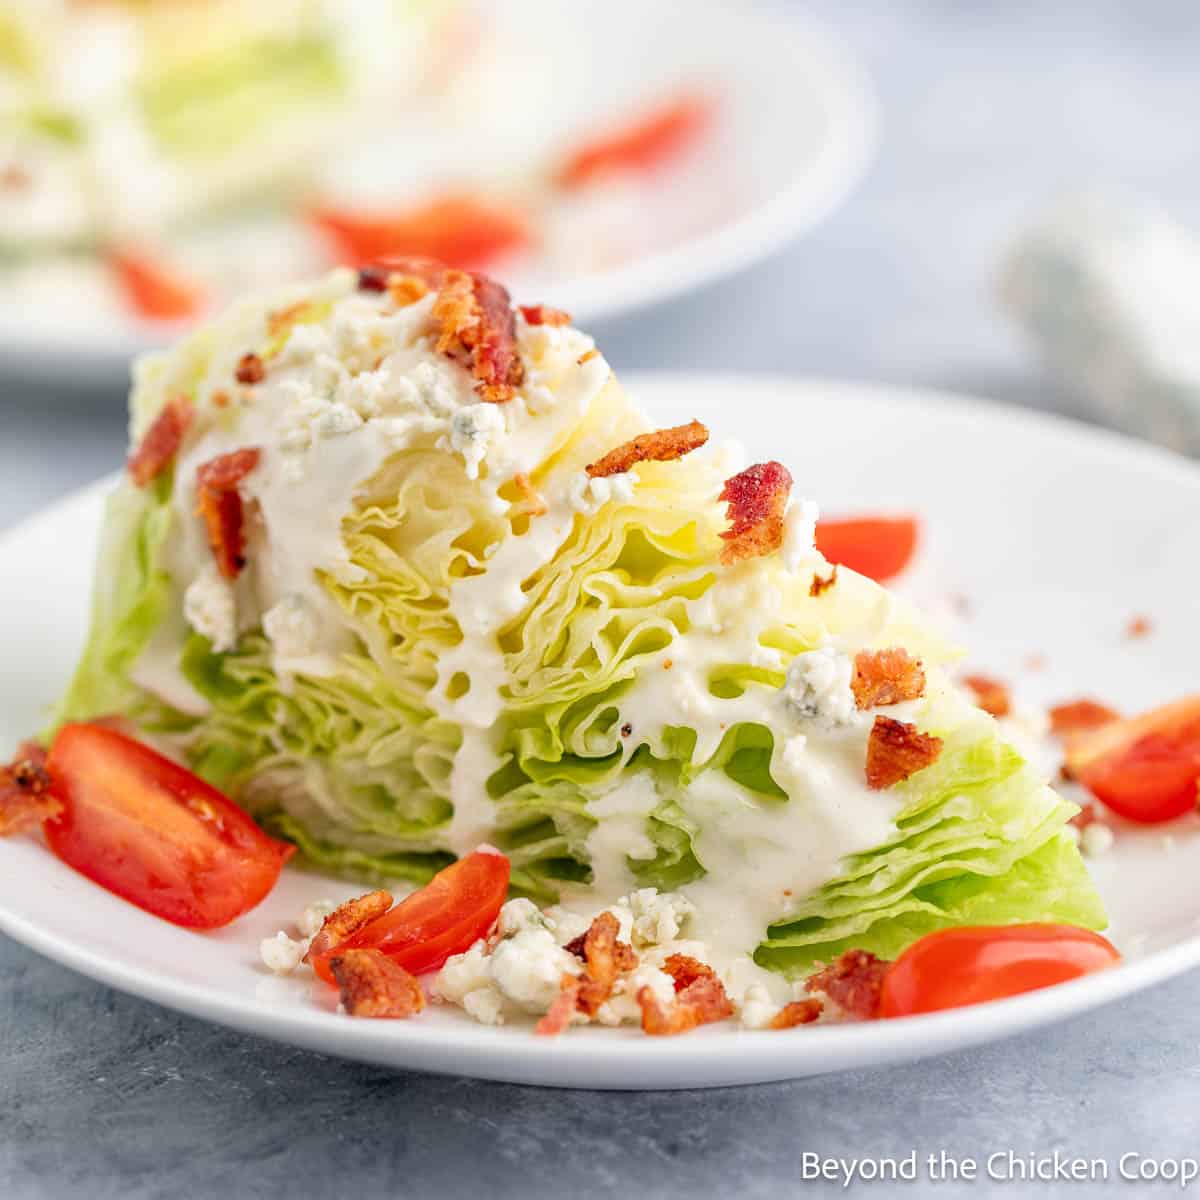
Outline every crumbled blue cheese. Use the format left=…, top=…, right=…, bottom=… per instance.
left=259, top=931, right=308, bottom=975
left=183, top=565, right=237, bottom=653
left=780, top=647, right=858, bottom=730
left=315, top=401, right=364, bottom=438
left=738, top=983, right=781, bottom=1030
left=626, top=888, right=695, bottom=947
left=568, top=470, right=635, bottom=514
left=443, top=403, right=507, bottom=480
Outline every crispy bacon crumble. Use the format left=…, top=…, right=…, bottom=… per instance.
left=638, top=974, right=734, bottom=1037
left=1126, top=614, right=1153, bottom=640
left=661, top=953, right=718, bottom=993
left=1048, top=698, right=1121, bottom=737
left=195, top=448, right=261, bottom=580
left=586, top=419, right=709, bottom=479
left=865, top=716, right=943, bottom=790
left=127, top=396, right=192, bottom=487
left=0, top=742, right=60, bottom=836
left=535, top=974, right=582, bottom=1037
left=428, top=266, right=525, bottom=403
left=512, top=472, right=547, bottom=517
left=805, top=950, right=889, bottom=1020
left=234, top=353, right=266, bottom=385
left=851, top=648, right=926, bottom=710
left=718, top=461, right=793, bottom=566
left=769, top=999, right=824, bottom=1029
left=809, top=565, right=838, bottom=597
left=962, top=673, right=1012, bottom=718
left=305, top=889, right=393, bottom=963
left=387, top=274, right=430, bottom=307
left=329, top=948, right=425, bottom=1019
left=574, top=911, right=637, bottom=1016
left=519, top=304, right=571, bottom=327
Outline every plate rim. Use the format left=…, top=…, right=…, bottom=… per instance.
left=2, top=372, right=1199, bottom=1089
left=0, top=6, right=878, bottom=380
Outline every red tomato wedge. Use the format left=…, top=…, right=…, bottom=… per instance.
left=109, top=250, right=206, bottom=322
left=310, top=195, right=531, bottom=271
left=557, top=92, right=713, bottom=189
left=310, top=849, right=510, bottom=984
left=814, top=516, right=919, bottom=583
left=1064, top=696, right=1200, bottom=824
left=44, top=724, right=294, bottom=929
left=879, top=924, right=1120, bottom=1018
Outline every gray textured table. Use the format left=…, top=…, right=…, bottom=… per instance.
left=4, top=3, right=1200, bottom=1197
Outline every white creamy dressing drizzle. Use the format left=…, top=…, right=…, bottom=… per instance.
left=431, top=341, right=614, bottom=850
left=557, top=555, right=917, bottom=1000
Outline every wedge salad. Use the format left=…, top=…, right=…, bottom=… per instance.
left=13, top=257, right=1190, bottom=1036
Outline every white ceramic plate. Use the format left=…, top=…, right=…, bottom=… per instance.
left=0, top=3, right=876, bottom=383
left=2, top=374, right=1198, bottom=1090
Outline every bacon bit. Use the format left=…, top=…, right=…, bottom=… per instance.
left=127, top=396, right=192, bottom=487
left=865, top=716, right=943, bottom=790
left=512, top=472, right=547, bottom=517
left=0, top=742, right=60, bottom=837
left=356, top=266, right=389, bottom=293
left=718, top=461, right=793, bottom=566
left=329, top=948, right=425, bottom=1019
left=305, top=889, right=393, bottom=963
left=768, top=999, right=824, bottom=1029
left=1126, top=614, right=1153, bottom=639
left=851, top=648, right=926, bottom=710
left=577, top=349, right=600, bottom=366
left=638, top=975, right=734, bottom=1037
left=535, top=974, right=582, bottom=1036
left=234, top=353, right=266, bottom=385
left=575, top=911, right=638, bottom=1016
left=1070, top=802, right=1101, bottom=830
left=661, top=953, right=718, bottom=993
left=586, top=420, right=709, bottom=479
left=962, top=673, right=1012, bottom=718
left=1049, top=699, right=1121, bottom=737
left=520, top=304, right=571, bottom=327
left=804, top=949, right=889, bottom=1020
left=387, top=274, right=430, bottom=307
left=809, top=565, right=838, bottom=597
left=211, top=390, right=231, bottom=409
left=195, top=448, right=261, bottom=580
left=425, top=266, right=524, bottom=403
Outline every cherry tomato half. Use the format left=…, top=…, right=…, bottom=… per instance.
left=45, top=723, right=293, bottom=929
left=1065, top=696, right=1200, bottom=824
left=879, top=924, right=1120, bottom=1018
left=556, top=93, right=713, bottom=189
left=814, top=516, right=919, bottom=583
left=310, top=848, right=510, bottom=984
left=109, top=250, right=206, bottom=322
left=311, top=196, right=531, bottom=271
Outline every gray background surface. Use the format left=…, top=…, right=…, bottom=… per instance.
left=3, top=2, right=1199, bottom=1196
